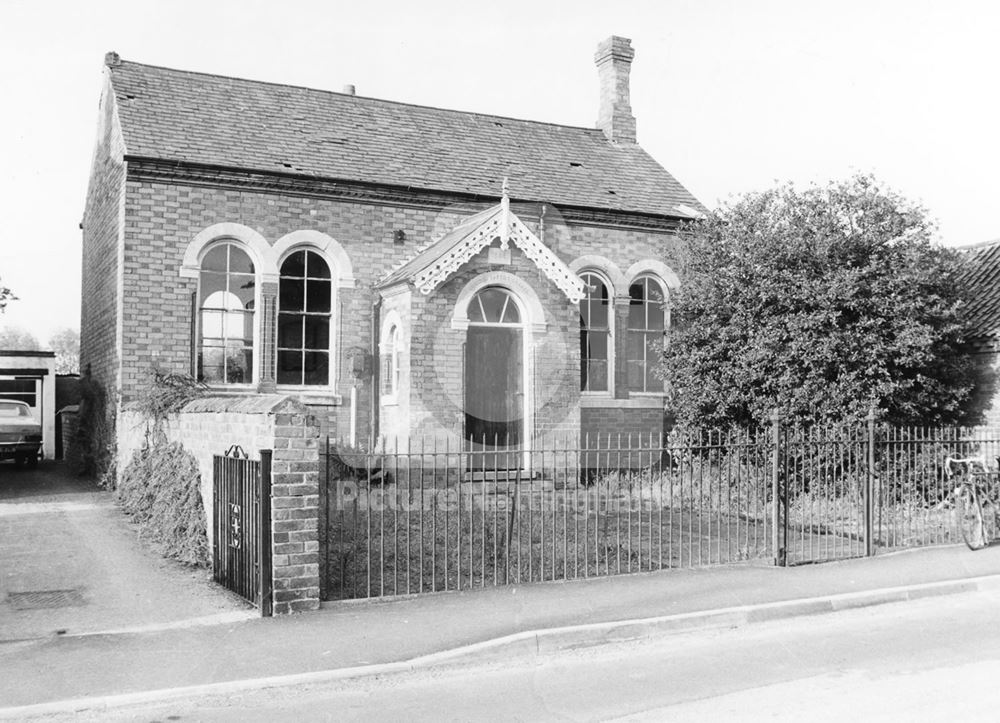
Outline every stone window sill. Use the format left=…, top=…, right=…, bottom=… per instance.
left=580, top=395, right=665, bottom=409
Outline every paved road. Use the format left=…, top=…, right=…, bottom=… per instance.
left=50, top=588, right=1000, bottom=721
left=0, top=461, right=249, bottom=643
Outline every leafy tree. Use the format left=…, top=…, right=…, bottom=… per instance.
left=0, top=326, right=40, bottom=351
left=0, top=278, right=13, bottom=313
left=48, top=328, right=80, bottom=374
left=662, top=175, right=978, bottom=428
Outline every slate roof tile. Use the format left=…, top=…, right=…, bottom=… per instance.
left=960, top=239, right=1000, bottom=340
left=108, top=59, right=703, bottom=218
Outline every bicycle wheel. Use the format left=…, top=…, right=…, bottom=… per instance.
left=958, top=485, right=987, bottom=550
left=982, top=498, right=998, bottom=548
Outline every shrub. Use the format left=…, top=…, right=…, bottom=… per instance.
left=117, top=439, right=209, bottom=567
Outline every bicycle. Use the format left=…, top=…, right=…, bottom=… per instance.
left=944, top=456, right=999, bottom=550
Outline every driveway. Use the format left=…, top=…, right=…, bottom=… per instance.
left=0, top=461, right=251, bottom=642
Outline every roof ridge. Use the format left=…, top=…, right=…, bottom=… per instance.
left=956, top=238, right=1000, bottom=251
left=114, top=58, right=605, bottom=135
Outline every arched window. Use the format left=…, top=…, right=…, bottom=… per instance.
left=278, top=249, right=332, bottom=386
left=579, top=272, right=611, bottom=392
left=381, top=323, right=400, bottom=398
left=468, top=287, right=521, bottom=325
left=198, top=242, right=255, bottom=384
left=627, top=276, right=666, bottom=393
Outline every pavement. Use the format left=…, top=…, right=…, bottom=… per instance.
left=3, top=462, right=1000, bottom=718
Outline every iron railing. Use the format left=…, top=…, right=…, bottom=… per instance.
left=321, top=431, right=775, bottom=600
left=319, top=424, right=1000, bottom=601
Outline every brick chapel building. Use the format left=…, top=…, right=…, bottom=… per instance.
left=81, top=36, right=704, bottom=462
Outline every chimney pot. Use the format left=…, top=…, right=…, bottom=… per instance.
left=104, top=51, right=121, bottom=68
left=343, top=84, right=356, bottom=96
left=594, top=36, right=636, bottom=144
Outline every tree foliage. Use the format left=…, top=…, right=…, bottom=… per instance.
left=48, top=328, right=80, bottom=374
left=0, top=326, right=40, bottom=351
left=0, top=277, right=14, bottom=314
left=662, top=175, right=980, bottom=429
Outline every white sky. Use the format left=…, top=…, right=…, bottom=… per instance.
left=1, top=0, right=998, bottom=341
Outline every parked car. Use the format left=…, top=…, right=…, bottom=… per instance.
left=0, top=401, right=42, bottom=467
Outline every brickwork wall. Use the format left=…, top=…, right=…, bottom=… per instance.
left=113, top=177, right=677, bottom=448
left=117, top=395, right=320, bottom=614
left=80, top=74, right=127, bottom=397
left=581, top=405, right=667, bottom=444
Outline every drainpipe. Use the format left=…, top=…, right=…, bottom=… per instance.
left=370, top=296, right=382, bottom=447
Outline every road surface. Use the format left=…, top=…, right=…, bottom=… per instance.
left=43, top=587, right=1000, bottom=721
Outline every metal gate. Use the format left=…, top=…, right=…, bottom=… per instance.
left=213, top=446, right=273, bottom=616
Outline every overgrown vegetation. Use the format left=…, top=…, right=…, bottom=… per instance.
left=117, top=440, right=209, bottom=566
left=134, top=370, right=208, bottom=423
left=662, top=174, right=982, bottom=428
left=113, top=369, right=211, bottom=566
left=73, top=369, right=115, bottom=487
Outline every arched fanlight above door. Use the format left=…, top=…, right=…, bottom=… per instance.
left=467, top=287, right=521, bottom=325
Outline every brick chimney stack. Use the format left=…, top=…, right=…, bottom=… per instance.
left=594, top=36, right=636, bottom=144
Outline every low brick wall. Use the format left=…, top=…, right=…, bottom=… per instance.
left=117, top=395, right=321, bottom=614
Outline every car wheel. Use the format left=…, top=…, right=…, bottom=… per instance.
left=25, top=454, right=38, bottom=469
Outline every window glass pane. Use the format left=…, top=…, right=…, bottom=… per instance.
left=477, top=288, right=507, bottom=322
left=626, top=332, right=645, bottom=361
left=469, top=298, right=485, bottom=322
left=626, top=360, right=644, bottom=391
left=645, top=362, right=659, bottom=392
left=590, top=295, right=609, bottom=329
left=304, top=351, right=329, bottom=385
left=200, top=310, right=220, bottom=341
left=231, top=274, right=255, bottom=307
left=306, top=251, right=331, bottom=280
left=282, top=250, right=306, bottom=278
left=306, top=279, right=331, bottom=313
left=628, top=283, right=645, bottom=329
left=501, top=296, right=520, bottom=323
left=578, top=297, right=590, bottom=327
left=228, top=246, right=255, bottom=274
left=587, top=330, right=609, bottom=361
left=225, top=345, right=251, bottom=384
left=280, top=279, right=305, bottom=312
left=238, top=310, right=254, bottom=342
left=382, top=356, right=394, bottom=395
left=278, top=350, right=302, bottom=385
left=587, top=361, right=608, bottom=392
left=202, top=245, right=228, bottom=272
left=645, top=279, right=666, bottom=330
left=304, top=315, right=330, bottom=349
left=199, top=342, right=225, bottom=382
left=199, top=273, right=227, bottom=301
left=647, top=299, right=665, bottom=331
left=278, top=313, right=303, bottom=348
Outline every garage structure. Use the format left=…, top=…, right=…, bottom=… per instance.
left=0, top=351, right=56, bottom=460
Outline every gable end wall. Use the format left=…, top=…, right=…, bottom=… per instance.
left=80, top=72, right=126, bottom=399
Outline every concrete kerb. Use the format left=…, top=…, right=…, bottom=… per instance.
left=5, top=574, right=1000, bottom=720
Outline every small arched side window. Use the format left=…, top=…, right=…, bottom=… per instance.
left=381, top=324, right=401, bottom=398
left=278, top=249, right=332, bottom=386
left=626, top=275, right=667, bottom=393
left=198, top=242, right=255, bottom=384
left=579, top=271, right=611, bottom=392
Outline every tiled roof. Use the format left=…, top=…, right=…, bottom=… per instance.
left=961, top=239, right=1000, bottom=340
left=107, top=59, right=703, bottom=218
